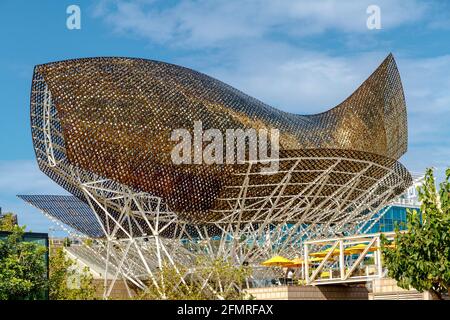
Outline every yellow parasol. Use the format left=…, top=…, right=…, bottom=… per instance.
left=309, top=247, right=341, bottom=257
left=261, top=255, right=293, bottom=267
left=283, top=257, right=324, bottom=267
left=344, top=243, right=379, bottom=254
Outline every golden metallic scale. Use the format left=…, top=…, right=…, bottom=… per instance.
left=29, top=54, right=410, bottom=229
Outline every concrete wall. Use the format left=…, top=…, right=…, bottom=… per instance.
left=246, top=285, right=369, bottom=300
left=93, top=279, right=138, bottom=300
left=369, top=278, right=436, bottom=300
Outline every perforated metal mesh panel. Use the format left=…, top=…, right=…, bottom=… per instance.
left=28, top=54, right=410, bottom=227
left=18, top=195, right=103, bottom=238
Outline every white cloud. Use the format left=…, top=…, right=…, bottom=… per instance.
left=0, top=160, right=68, bottom=233
left=91, top=0, right=450, bottom=177
left=0, top=160, right=67, bottom=195
left=94, top=0, right=428, bottom=48
left=200, top=43, right=384, bottom=113
left=400, top=55, right=450, bottom=116
left=205, top=48, right=450, bottom=175
left=395, top=55, right=450, bottom=177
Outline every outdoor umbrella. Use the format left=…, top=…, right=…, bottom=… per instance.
left=283, top=257, right=323, bottom=267
left=309, top=247, right=340, bottom=257
left=261, top=255, right=293, bottom=267
left=344, top=243, right=379, bottom=255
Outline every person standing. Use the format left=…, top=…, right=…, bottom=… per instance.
left=286, top=269, right=294, bottom=285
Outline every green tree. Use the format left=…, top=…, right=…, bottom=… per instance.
left=382, top=168, right=450, bottom=299
left=0, top=226, right=47, bottom=299
left=49, top=247, right=96, bottom=300
left=0, top=213, right=17, bottom=231
left=139, top=257, right=252, bottom=300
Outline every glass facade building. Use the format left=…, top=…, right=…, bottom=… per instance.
left=367, top=173, right=424, bottom=233
left=367, top=206, right=411, bottom=233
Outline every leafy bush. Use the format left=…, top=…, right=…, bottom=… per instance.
left=49, top=247, right=96, bottom=300
left=382, top=168, right=450, bottom=299
left=0, top=226, right=47, bottom=299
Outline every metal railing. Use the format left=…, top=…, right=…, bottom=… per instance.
left=304, top=232, right=396, bottom=285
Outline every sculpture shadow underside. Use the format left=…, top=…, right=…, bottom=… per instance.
left=20, top=54, right=411, bottom=299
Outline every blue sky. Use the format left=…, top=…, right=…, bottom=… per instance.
left=0, top=0, right=449, bottom=233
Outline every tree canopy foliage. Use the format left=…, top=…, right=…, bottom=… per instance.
left=49, top=246, right=96, bottom=300
left=382, top=168, right=450, bottom=298
left=0, top=226, right=47, bottom=299
left=139, top=257, right=252, bottom=300
left=0, top=213, right=17, bottom=231
left=1, top=213, right=95, bottom=300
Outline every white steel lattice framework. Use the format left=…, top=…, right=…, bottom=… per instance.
left=23, top=129, right=411, bottom=299
left=22, top=158, right=409, bottom=298
left=22, top=56, right=413, bottom=299
left=303, top=232, right=398, bottom=285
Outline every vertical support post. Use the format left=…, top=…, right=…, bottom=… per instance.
left=376, top=235, right=383, bottom=278
left=304, top=243, right=309, bottom=284
left=339, top=239, right=345, bottom=280
left=42, top=85, right=57, bottom=167
left=103, top=240, right=110, bottom=300
left=301, top=262, right=305, bottom=280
